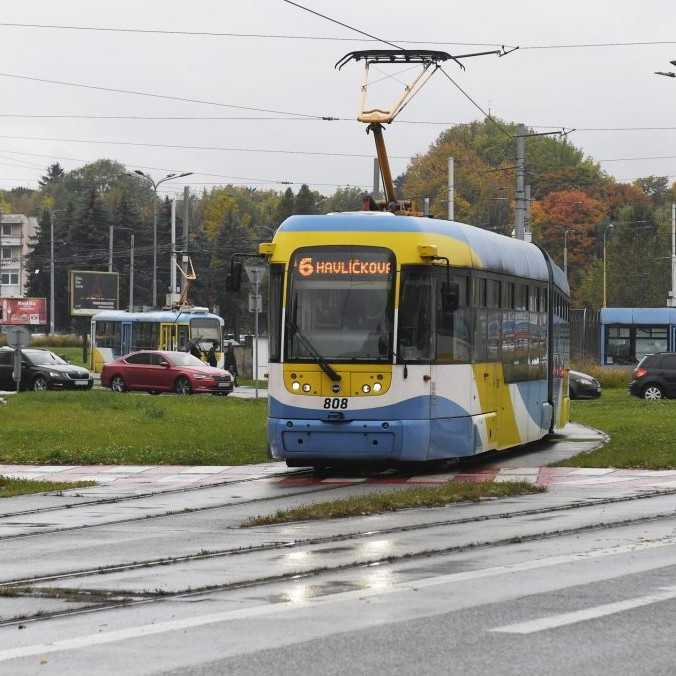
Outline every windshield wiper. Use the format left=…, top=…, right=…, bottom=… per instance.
left=286, top=317, right=341, bottom=382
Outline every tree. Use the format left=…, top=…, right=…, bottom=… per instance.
left=38, top=163, right=65, bottom=189
left=274, top=187, right=295, bottom=224
left=294, top=184, right=320, bottom=214
left=530, top=190, right=606, bottom=287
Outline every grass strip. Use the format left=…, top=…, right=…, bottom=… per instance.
left=563, top=388, right=676, bottom=469
left=243, top=481, right=544, bottom=526
left=0, top=476, right=95, bottom=498
left=0, top=390, right=268, bottom=465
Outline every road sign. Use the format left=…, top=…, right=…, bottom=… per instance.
left=244, top=263, right=266, bottom=285
left=248, top=294, right=263, bottom=313
left=3, top=325, right=31, bottom=348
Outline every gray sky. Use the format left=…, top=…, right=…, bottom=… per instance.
left=0, top=0, right=675, bottom=199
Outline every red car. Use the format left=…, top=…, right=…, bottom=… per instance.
left=101, top=350, right=234, bottom=396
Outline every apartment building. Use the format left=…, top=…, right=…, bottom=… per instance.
left=0, top=214, right=38, bottom=298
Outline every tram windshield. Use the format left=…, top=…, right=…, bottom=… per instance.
left=286, top=246, right=395, bottom=363
left=190, top=318, right=221, bottom=343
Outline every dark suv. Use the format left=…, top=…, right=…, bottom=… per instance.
left=0, top=347, right=93, bottom=392
left=629, top=353, right=676, bottom=400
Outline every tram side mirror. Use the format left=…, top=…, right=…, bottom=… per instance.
left=226, top=260, right=243, bottom=292
left=441, top=282, right=460, bottom=316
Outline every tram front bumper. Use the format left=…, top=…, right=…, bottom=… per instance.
left=268, top=416, right=476, bottom=462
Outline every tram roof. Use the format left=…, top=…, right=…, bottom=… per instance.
left=277, top=213, right=569, bottom=294
left=92, top=309, right=223, bottom=323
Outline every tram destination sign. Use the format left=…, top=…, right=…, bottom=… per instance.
left=294, top=249, right=393, bottom=280
left=70, top=270, right=119, bottom=316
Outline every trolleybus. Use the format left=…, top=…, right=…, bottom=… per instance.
left=89, top=308, right=225, bottom=373
left=258, top=211, right=570, bottom=467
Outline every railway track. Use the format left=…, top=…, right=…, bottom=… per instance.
left=3, top=486, right=676, bottom=628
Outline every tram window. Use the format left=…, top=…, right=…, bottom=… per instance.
left=528, top=287, right=538, bottom=313
left=473, top=277, right=487, bottom=307
left=133, top=322, right=159, bottom=350
left=487, top=310, right=501, bottom=361
left=473, top=309, right=487, bottom=362
left=515, top=284, right=527, bottom=311
left=268, top=264, right=284, bottom=362
left=435, top=273, right=471, bottom=364
left=95, top=321, right=121, bottom=350
left=501, top=282, right=514, bottom=309
left=487, top=280, right=500, bottom=309
left=398, top=268, right=433, bottom=362
left=542, top=289, right=548, bottom=313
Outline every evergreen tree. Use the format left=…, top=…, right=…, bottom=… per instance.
left=294, top=184, right=318, bottom=215
left=38, top=163, right=65, bottom=189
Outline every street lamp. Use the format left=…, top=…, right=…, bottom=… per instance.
left=603, top=223, right=614, bottom=308
left=130, top=170, right=192, bottom=307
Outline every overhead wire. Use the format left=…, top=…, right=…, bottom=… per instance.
left=0, top=72, right=339, bottom=120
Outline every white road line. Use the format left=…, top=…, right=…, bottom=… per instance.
left=2, top=537, right=676, bottom=663
left=491, top=586, right=676, bottom=634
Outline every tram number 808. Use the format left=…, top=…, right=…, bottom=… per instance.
left=323, top=398, right=348, bottom=410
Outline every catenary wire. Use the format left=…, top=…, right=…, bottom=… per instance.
left=0, top=72, right=338, bottom=120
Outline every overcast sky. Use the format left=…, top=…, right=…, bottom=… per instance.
left=0, top=0, right=674, bottom=199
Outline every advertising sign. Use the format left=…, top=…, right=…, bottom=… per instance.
left=70, top=271, right=119, bottom=316
left=0, top=298, right=47, bottom=325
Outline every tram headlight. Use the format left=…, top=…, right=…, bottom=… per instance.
left=362, top=384, right=371, bottom=394
left=373, top=382, right=382, bottom=392
left=292, top=381, right=301, bottom=391
left=302, top=383, right=311, bottom=392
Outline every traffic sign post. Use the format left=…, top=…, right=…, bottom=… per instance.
left=243, top=264, right=267, bottom=399
left=2, top=326, right=31, bottom=392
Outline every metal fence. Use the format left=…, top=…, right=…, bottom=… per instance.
left=570, top=308, right=600, bottom=364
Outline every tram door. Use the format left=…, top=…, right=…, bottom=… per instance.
left=121, top=322, right=132, bottom=356
left=159, top=324, right=190, bottom=352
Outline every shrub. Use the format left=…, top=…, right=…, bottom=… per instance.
left=571, top=361, right=632, bottom=389
left=0, top=334, right=82, bottom=347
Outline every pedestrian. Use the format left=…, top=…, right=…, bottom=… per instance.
left=190, top=341, right=202, bottom=361
left=207, top=343, right=217, bottom=368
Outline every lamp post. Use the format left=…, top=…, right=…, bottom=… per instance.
left=131, top=170, right=192, bottom=307
left=110, top=226, right=135, bottom=310
left=603, top=223, right=614, bottom=308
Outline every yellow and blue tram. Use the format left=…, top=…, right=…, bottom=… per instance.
left=261, top=211, right=570, bottom=467
left=89, top=308, right=224, bottom=373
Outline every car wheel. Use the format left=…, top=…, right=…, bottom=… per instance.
left=175, top=376, right=192, bottom=395
left=111, top=375, right=127, bottom=393
left=643, top=384, right=664, bottom=400
left=32, top=376, right=48, bottom=392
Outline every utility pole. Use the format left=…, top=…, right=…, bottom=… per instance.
left=447, top=157, right=454, bottom=221
left=0, top=210, right=3, bottom=299
left=49, top=210, right=55, bottom=335
left=108, top=225, right=114, bottom=273
left=129, top=232, right=135, bottom=311
left=372, top=158, right=380, bottom=200
left=524, top=184, right=532, bottom=242
left=170, top=198, right=177, bottom=303
left=669, top=202, right=676, bottom=307
left=514, top=124, right=527, bottom=240
left=182, top=186, right=190, bottom=294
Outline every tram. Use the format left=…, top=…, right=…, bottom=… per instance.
left=258, top=212, right=570, bottom=467
left=89, top=308, right=224, bottom=373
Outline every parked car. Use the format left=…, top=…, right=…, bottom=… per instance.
left=101, top=350, right=234, bottom=396
left=629, top=352, right=676, bottom=400
left=0, top=347, right=93, bottom=392
left=569, top=369, right=602, bottom=400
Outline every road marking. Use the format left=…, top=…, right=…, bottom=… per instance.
left=491, top=586, right=676, bottom=634
left=2, top=536, right=676, bottom=663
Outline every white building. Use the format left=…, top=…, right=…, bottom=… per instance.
left=0, top=214, right=38, bottom=298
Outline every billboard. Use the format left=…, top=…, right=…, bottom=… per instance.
left=0, top=298, right=47, bottom=325
left=70, top=271, right=119, bottom=316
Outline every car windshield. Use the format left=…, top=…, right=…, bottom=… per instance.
left=23, top=350, right=68, bottom=366
left=168, top=353, right=207, bottom=368
left=285, top=246, right=395, bottom=363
